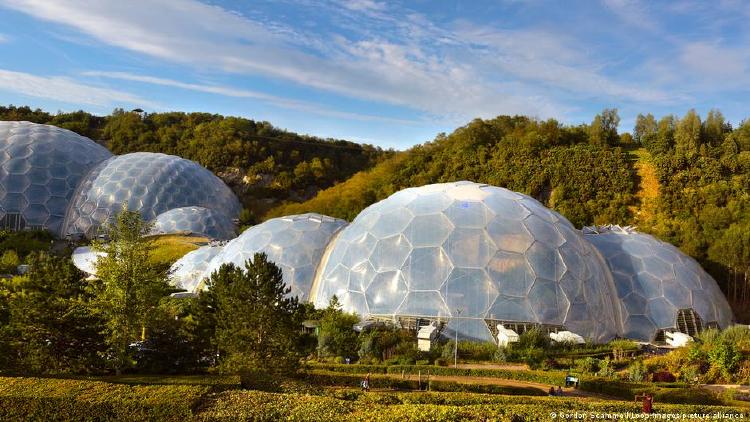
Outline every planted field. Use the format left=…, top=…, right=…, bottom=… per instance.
left=1, top=376, right=746, bottom=421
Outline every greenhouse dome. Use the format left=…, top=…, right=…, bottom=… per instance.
left=203, top=213, right=347, bottom=300
left=0, top=121, right=112, bottom=236
left=583, top=225, right=734, bottom=342
left=311, top=181, right=623, bottom=343
left=151, top=206, right=237, bottom=240
left=170, top=244, right=224, bottom=292
left=63, top=152, right=241, bottom=239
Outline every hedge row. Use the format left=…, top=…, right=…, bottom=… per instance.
left=196, top=389, right=749, bottom=421
left=0, top=376, right=211, bottom=421
left=580, top=378, right=723, bottom=405
left=303, top=371, right=546, bottom=396
left=308, top=363, right=567, bottom=385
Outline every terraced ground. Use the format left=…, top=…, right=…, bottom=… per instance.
left=1, top=374, right=746, bottom=421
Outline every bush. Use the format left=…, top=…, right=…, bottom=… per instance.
left=434, top=358, right=449, bottom=367
left=576, top=357, right=600, bottom=374
left=627, top=360, right=647, bottom=382
left=0, top=376, right=209, bottom=421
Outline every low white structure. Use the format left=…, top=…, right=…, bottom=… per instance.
left=417, top=324, right=439, bottom=352
left=550, top=331, right=585, bottom=344
left=496, top=325, right=520, bottom=347
left=72, top=246, right=106, bottom=276
left=665, top=331, right=693, bottom=348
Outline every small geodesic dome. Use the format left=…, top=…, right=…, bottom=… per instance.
left=151, top=206, right=236, bottom=240
left=63, top=152, right=241, bottom=239
left=311, top=181, right=623, bottom=343
left=169, top=244, right=224, bottom=292
left=583, top=225, right=734, bottom=342
left=0, top=121, right=112, bottom=235
left=203, top=213, right=347, bottom=300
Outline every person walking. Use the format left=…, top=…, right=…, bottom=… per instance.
left=362, top=372, right=371, bottom=392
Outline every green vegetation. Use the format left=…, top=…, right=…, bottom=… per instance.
left=148, top=234, right=208, bottom=266
left=0, top=376, right=746, bottom=421
left=0, top=105, right=389, bottom=217
left=92, top=209, right=173, bottom=374
left=205, top=252, right=304, bottom=375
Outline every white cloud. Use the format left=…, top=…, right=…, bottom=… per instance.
left=0, top=68, right=155, bottom=107
left=0, top=33, right=8, bottom=43
left=679, top=42, right=749, bottom=82
left=1, top=0, right=681, bottom=123
left=83, top=71, right=421, bottom=124
left=1, top=0, right=570, bottom=121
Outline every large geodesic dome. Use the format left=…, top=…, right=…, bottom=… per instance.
left=583, top=226, right=734, bottom=342
left=151, top=206, right=236, bottom=240
left=203, top=213, right=347, bottom=300
left=63, top=152, right=241, bottom=238
left=170, top=244, right=224, bottom=292
left=0, top=121, right=112, bottom=235
left=311, top=182, right=623, bottom=343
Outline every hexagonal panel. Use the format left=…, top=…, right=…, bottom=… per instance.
left=365, top=271, right=408, bottom=315
left=404, top=213, right=453, bottom=247
left=403, top=247, right=453, bottom=291
left=443, top=228, right=493, bottom=268
left=487, top=251, right=535, bottom=297
left=441, top=268, right=497, bottom=317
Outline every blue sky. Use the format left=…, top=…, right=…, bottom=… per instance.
left=0, top=0, right=748, bottom=149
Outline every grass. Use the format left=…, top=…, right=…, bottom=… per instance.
left=148, top=234, right=209, bottom=266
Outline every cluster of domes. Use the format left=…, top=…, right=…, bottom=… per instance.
left=0, top=122, right=240, bottom=239
left=4, top=122, right=732, bottom=343
left=169, top=182, right=734, bottom=344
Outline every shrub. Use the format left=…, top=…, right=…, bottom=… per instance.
left=627, top=360, right=647, bottom=382
left=434, top=358, right=448, bottom=367
left=576, top=357, right=600, bottom=374
left=0, top=376, right=209, bottom=421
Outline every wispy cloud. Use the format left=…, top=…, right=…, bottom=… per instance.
left=83, top=71, right=422, bottom=124
left=0, top=68, right=155, bottom=108
left=602, top=0, right=659, bottom=31
left=0, top=0, right=572, bottom=121
left=0, top=33, right=8, bottom=43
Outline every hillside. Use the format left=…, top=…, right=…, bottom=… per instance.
left=270, top=111, right=750, bottom=322
left=0, top=105, right=392, bottom=223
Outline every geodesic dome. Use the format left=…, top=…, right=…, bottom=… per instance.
left=151, top=206, right=236, bottom=240
left=311, top=181, right=623, bottom=343
left=0, top=121, right=112, bottom=235
left=170, top=244, right=224, bottom=292
left=583, top=226, right=734, bottom=342
left=204, top=213, right=347, bottom=300
left=63, top=152, right=241, bottom=239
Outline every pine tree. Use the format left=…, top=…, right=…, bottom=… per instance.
left=206, top=252, right=302, bottom=375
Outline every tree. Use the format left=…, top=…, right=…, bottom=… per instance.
left=92, top=208, right=171, bottom=374
left=1, top=252, right=105, bottom=374
left=317, top=295, right=360, bottom=359
left=675, top=109, right=703, bottom=158
left=589, top=108, right=620, bottom=146
left=207, top=253, right=303, bottom=374
left=634, top=113, right=657, bottom=145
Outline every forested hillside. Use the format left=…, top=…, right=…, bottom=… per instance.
left=3, top=105, right=749, bottom=320
left=0, top=105, right=390, bottom=223
left=271, top=110, right=750, bottom=321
